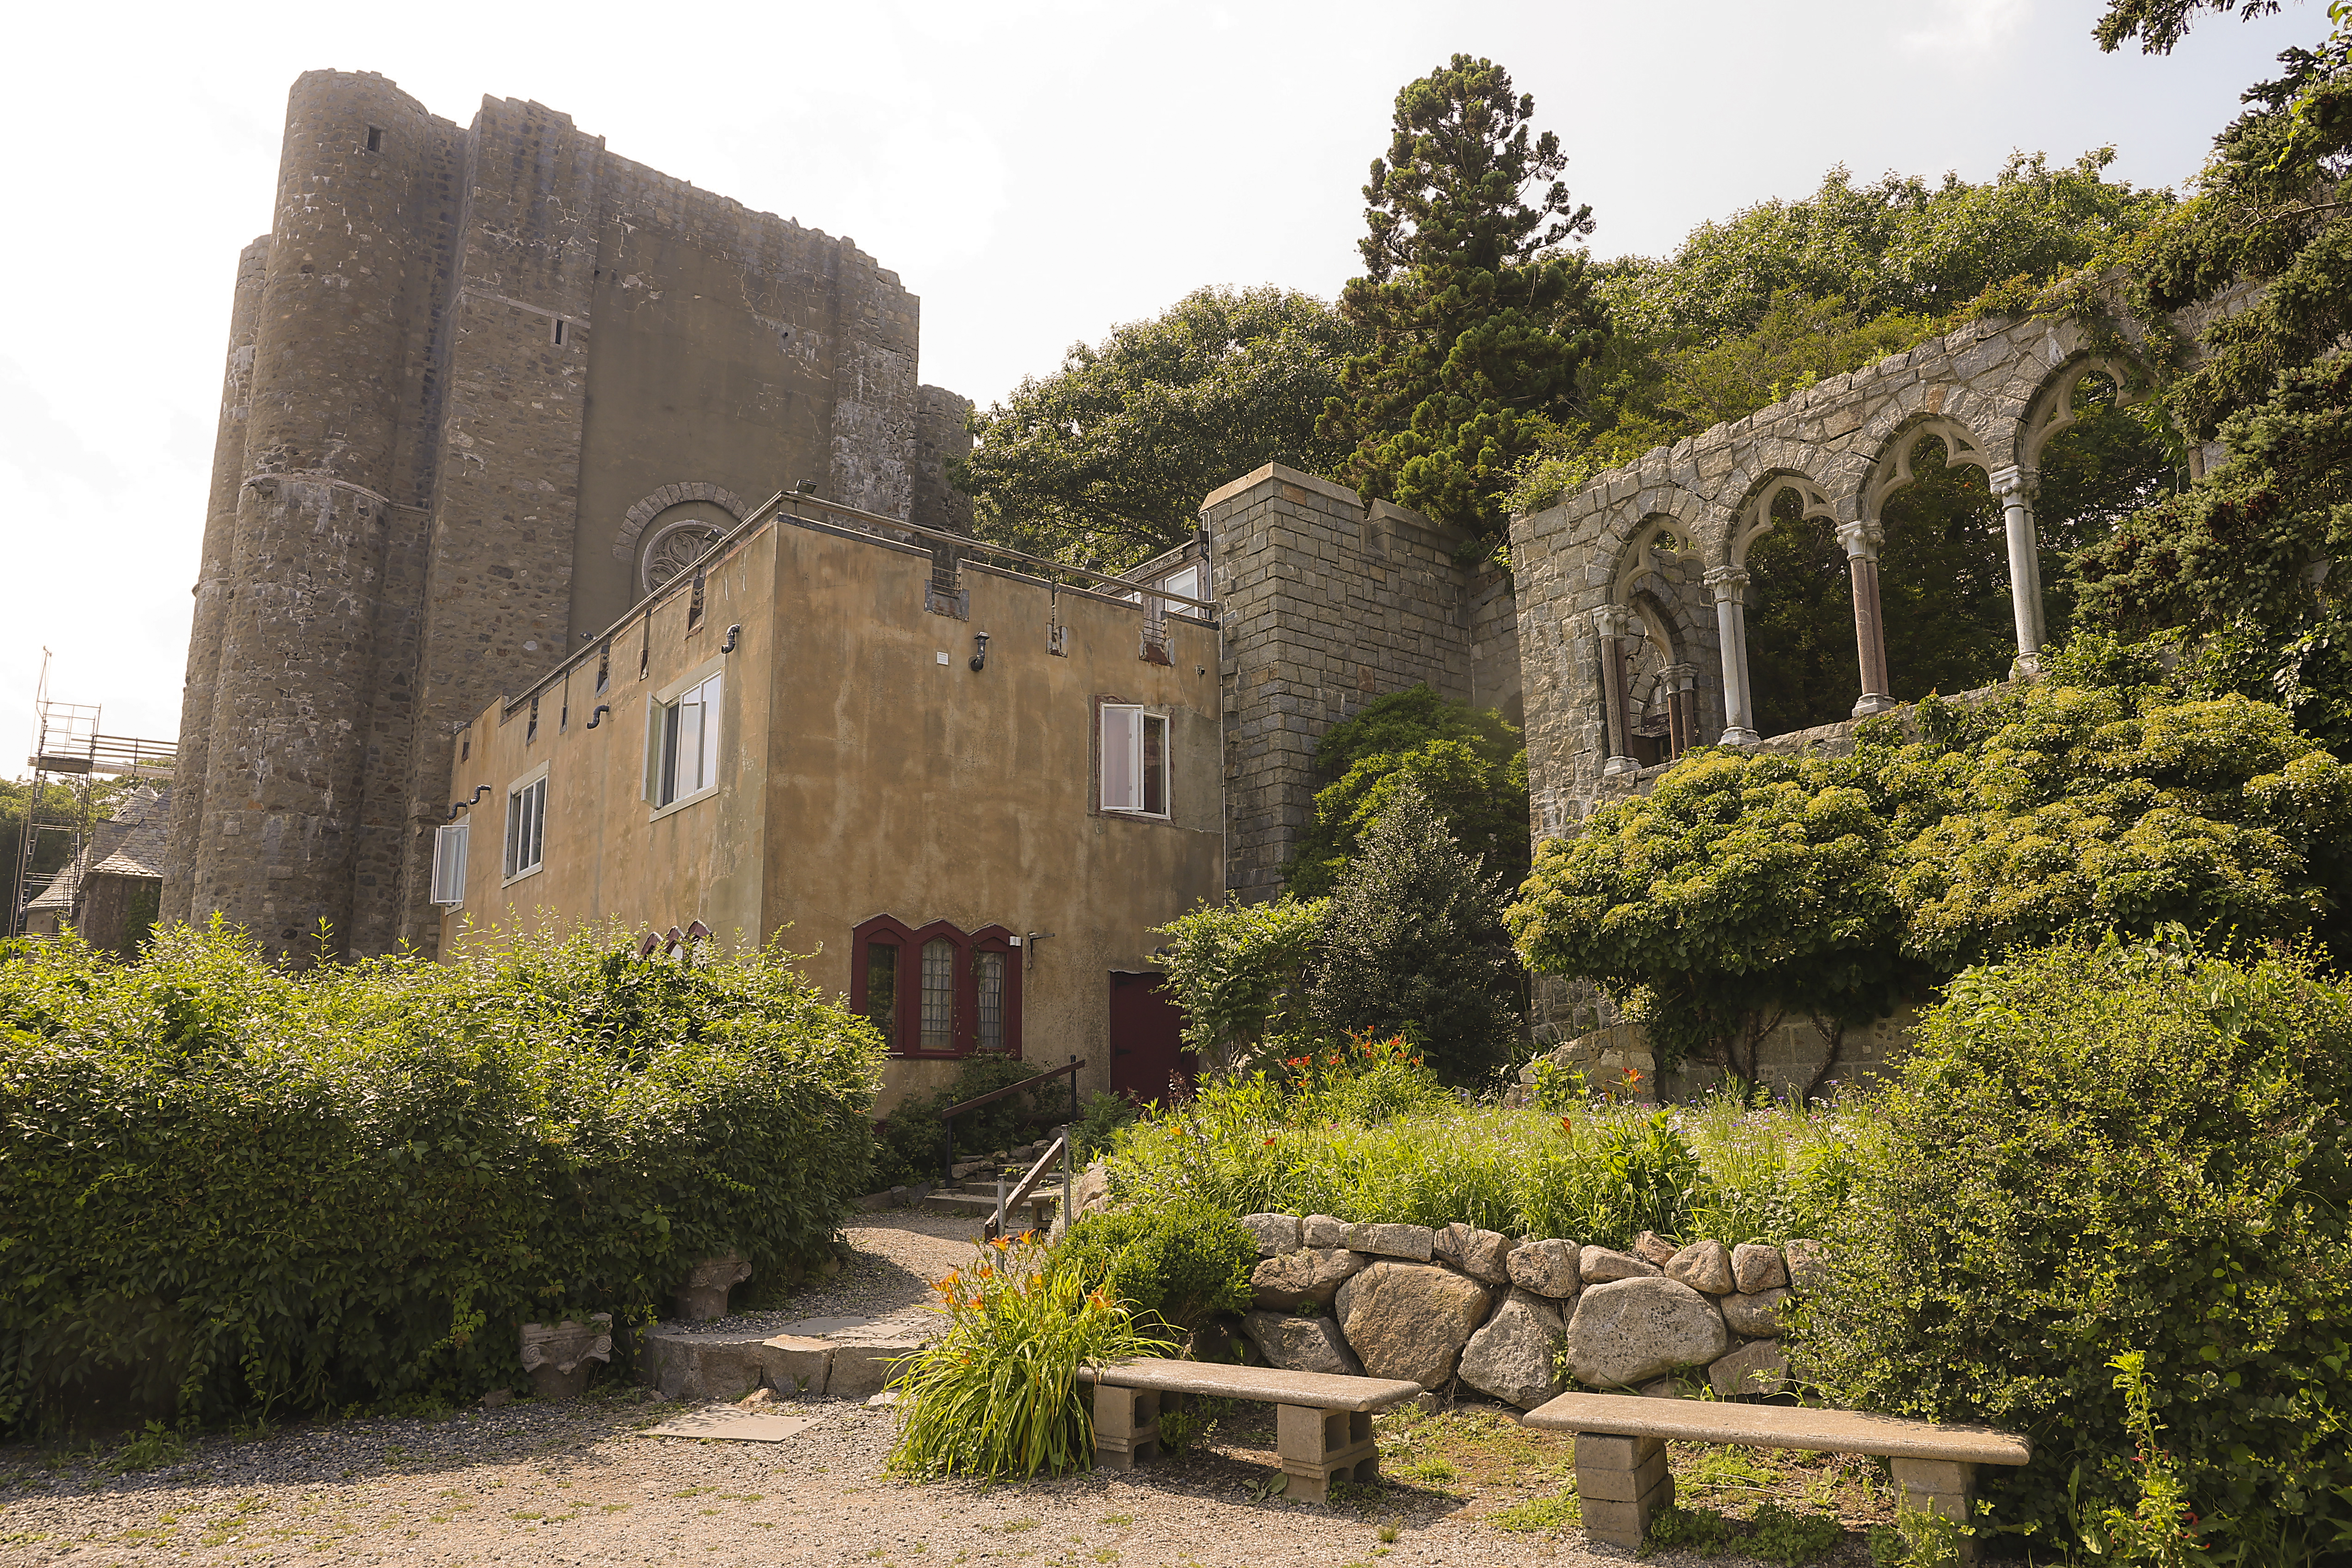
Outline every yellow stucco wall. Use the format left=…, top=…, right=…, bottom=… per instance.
left=442, top=514, right=1224, bottom=1114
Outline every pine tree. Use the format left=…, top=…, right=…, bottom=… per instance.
left=1309, top=775, right=1523, bottom=1084
left=1317, top=55, right=1608, bottom=541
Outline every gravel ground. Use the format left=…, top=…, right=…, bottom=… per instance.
left=0, top=1216, right=1809, bottom=1568
left=654, top=1211, right=984, bottom=1342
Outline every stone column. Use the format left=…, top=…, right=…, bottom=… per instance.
left=1990, top=465, right=2045, bottom=675
left=1889, top=1458, right=1980, bottom=1564
left=1593, top=606, right=1640, bottom=777
left=1704, top=568, right=1760, bottom=744
left=1664, top=662, right=1697, bottom=758
left=1575, top=1432, right=1673, bottom=1549
left=1838, top=520, right=1897, bottom=717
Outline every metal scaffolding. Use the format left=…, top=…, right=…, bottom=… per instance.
left=9, top=651, right=176, bottom=939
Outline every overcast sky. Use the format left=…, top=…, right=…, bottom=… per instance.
left=0, top=0, right=2321, bottom=755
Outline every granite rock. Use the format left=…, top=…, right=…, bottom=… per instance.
left=1782, top=1239, right=1830, bottom=1297
left=1580, top=1245, right=1662, bottom=1283
left=1458, top=1288, right=1567, bottom=1410
left=1302, top=1213, right=1348, bottom=1250
left=1347, top=1222, right=1437, bottom=1262
left=1241, top=1311, right=1363, bottom=1377
left=1632, top=1231, right=1679, bottom=1267
left=1507, top=1238, right=1581, bottom=1298
left=1708, top=1337, right=1789, bottom=1400
left=1665, top=1240, right=1735, bottom=1296
left=1562, top=1277, right=1731, bottom=1388
left=1732, top=1242, right=1788, bottom=1295
left=1335, top=1262, right=1491, bottom=1390
left=1721, top=1288, right=1791, bottom=1339
left=1240, top=1213, right=1303, bottom=1257
left=1249, top=1247, right=1367, bottom=1311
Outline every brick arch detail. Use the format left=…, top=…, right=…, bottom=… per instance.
left=611, top=483, right=749, bottom=563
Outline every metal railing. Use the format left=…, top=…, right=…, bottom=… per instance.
left=939, top=1055, right=1083, bottom=1185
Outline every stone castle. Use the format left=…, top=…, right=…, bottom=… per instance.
left=162, top=70, right=971, bottom=958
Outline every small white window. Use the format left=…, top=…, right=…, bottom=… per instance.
left=1158, top=564, right=1200, bottom=606
left=504, top=772, right=547, bottom=881
left=1099, top=704, right=1169, bottom=816
left=652, top=671, right=723, bottom=808
left=429, top=824, right=469, bottom=906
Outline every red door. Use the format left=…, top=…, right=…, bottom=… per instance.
left=1108, top=971, right=1193, bottom=1102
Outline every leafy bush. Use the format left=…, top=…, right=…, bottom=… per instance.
left=1651, top=1502, right=1843, bottom=1564
left=872, top=1056, right=1051, bottom=1187
left=1069, top=1090, right=1140, bottom=1161
left=1310, top=777, right=1526, bottom=1086
left=1796, top=935, right=2352, bottom=1562
left=1282, top=685, right=1529, bottom=898
left=1050, top=1200, right=1256, bottom=1334
left=1155, top=894, right=1327, bottom=1076
left=0, top=921, right=883, bottom=1433
left=889, top=1236, right=1176, bottom=1479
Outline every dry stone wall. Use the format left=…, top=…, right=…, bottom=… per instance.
left=1235, top=1213, right=1820, bottom=1409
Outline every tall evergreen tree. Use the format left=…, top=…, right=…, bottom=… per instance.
left=1318, top=55, right=1607, bottom=541
left=1309, top=776, right=1524, bottom=1085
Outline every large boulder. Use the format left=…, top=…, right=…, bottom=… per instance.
left=1507, top=1238, right=1581, bottom=1298
left=1302, top=1213, right=1348, bottom=1249
left=1732, top=1242, right=1788, bottom=1295
left=1074, top=1162, right=1113, bottom=1218
left=1782, top=1239, right=1830, bottom=1297
left=1241, top=1312, right=1362, bottom=1377
left=1665, top=1241, right=1734, bottom=1296
left=1721, top=1288, right=1791, bottom=1339
left=1457, top=1288, right=1567, bottom=1409
left=1562, top=1277, right=1730, bottom=1388
left=1335, top=1262, right=1491, bottom=1390
left=1249, top=1247, right=1366, bottom=1311
left=1239, top=1213, right=1302, bottom=1257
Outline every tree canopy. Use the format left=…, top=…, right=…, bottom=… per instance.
left=1506, top=652, right=2352, bottom=1093
left=1318, top=55, right=1607, bottom=540
left=959, top=285, right=1359, bottom=570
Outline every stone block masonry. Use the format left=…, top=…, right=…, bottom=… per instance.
left=163, top=70, right=966, bottom=962
left=1204, top=465, right=1519, bottom=900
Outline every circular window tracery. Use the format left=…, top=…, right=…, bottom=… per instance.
left=639, top=519, right=726, bottom=594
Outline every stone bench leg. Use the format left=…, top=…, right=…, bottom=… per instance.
left=1092, top=1384, right=1161, bottom=1471
left=1276, top=1404, right=1378, bottom=1503
left=1889, top=1458, right=1978, bottom=1564
left=1575, top=1433, right=1672, bottom=1550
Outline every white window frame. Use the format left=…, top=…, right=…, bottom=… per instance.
left=1099, top=703, right=1170, bottom=818
left=502, top=761, right=550, bottom=886
left=646, top=656, right=727, bottom=819
left=429, top=823, right=470, bottom=907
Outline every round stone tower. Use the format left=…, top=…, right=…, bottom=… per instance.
left=185, top=71, right=435, bottom=957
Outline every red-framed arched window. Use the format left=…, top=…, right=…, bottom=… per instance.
left=851, top=915, right=1022, bottom=1060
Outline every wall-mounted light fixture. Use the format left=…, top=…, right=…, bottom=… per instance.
left=970, top=631, right=990, bottom=672
left=585, top=704, right=612, bottom=729
left=720, top=624, right=741, bottom=655
left=446, top=784, right=490, bottom=821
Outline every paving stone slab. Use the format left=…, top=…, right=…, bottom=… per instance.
left=646, top=1405, right=817, bottom=1442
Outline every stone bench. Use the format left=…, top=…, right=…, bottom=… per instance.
left=1522, top=1391, right=2033, bottom=1561
left=1079, top=1358, right=1421, bottom=1502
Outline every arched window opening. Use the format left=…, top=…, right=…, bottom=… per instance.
left=1877, top=430, right=2009, bottom=701
left=850, top=916, right=1023, bottom=1059
left=1744, top=484, right=1858, bottom=735
left=2027, top=367, right=2178, bottom=645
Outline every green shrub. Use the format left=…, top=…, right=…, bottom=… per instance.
left=1050, top=1200, right=1255, bottom=1334
left=1155, top=894, right=1327, bottom=1076
left=1796, top=934, right=2352, bottom=1562
left=889, top=1236, right=1175, bottom=1480
left=0, top=921, right=883, bottom=1433
left=1650, top=1502, right=1843, bottom=1564
left=1069, top=1090, right=1139, bottom=1161
left=872, top=1056, right=1051, bottom=1187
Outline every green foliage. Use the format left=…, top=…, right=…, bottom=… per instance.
left=0, top=921, right=883, bottom=1433
left=1069, top=1090, right=1139, bottom=1162
left=1283, top=685, right=1529, bottom=898
left=0, top=776, right=136, bottom=913
left=1794, top=936, right=2352, bottom=1560
left=1320, top=55, right=1607, bottom=539
left=1487, top=1490, right=1581, bottom=1532
left=2089, top=1351, right=2213, bottom=1565
left=1049, top=1200, right=1255, bottom=1335
left=102, top=1420, right=188, bottom=1474
left=960, top=285, right=1359, bottom=570
left=1309, top=778, right=1525, bottom=1085
left=2095, top=0, right=2283, bottom=54
left=1508, top=675, right=2352, bottom=1078
left=888, top=1236, right=1177, bottom=1480
left=1108, top=1066, right=1865, bottom=1250
left=1153, top=894, right=1328, bottom=1076
left=1866, top=1506, right=1969, bottom=1568
left=872, top=1056, right=1050, bottom=1188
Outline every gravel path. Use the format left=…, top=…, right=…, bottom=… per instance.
left=0, top=1216, right=1787, bottom=1568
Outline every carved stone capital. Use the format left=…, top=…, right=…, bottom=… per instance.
left=1989, top=464, right=2039, bottom=505
left=1703, top=566, right=1750, bottom=605
left=1665, top=662, right=1699, bottom=689
left=1592, top=604, right=1638, bottom=640
left=1836, top=519, right=1886, bottom=561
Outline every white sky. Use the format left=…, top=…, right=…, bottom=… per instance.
left=0, top=0, right=2321, bottom=752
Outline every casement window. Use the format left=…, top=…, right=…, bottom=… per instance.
left=504, top=765, right=548, bottom=882
left=429, top=823, right=469, bottom=907
left=647, top=664, right=724, bottom=811
left=1099, top=704, right=1169, bottom=816
left=851, top=916, right=1022, bottom=1058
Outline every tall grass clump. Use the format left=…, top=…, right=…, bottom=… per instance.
left=1105, top=1033, right=1871, bottom=1246
left=889, top=1236, right=1176, bottom=1480
left=0, top=919, right=884, bottom=1433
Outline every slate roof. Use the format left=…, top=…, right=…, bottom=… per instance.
left=23, top=785, right=170, bottom=911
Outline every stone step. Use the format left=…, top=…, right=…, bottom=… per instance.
left=638, top=1308, right=937, bottom=1402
